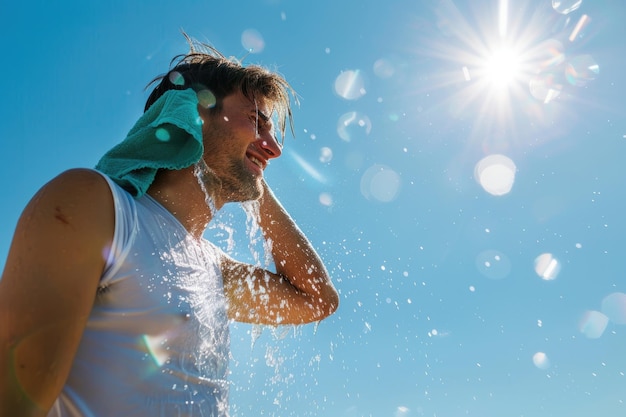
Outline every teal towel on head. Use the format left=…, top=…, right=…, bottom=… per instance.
left=95, top=88, right=203, bottom=197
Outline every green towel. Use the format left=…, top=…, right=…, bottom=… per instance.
left=95, top=88, right=204, bottom=197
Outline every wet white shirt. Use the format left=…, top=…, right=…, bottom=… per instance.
left=48, top=171, right=231, bottom=417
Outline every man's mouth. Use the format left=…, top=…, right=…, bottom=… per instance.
left=245, top=151, right=267, bottom=173
left=249, top=155, right=264, bottom=169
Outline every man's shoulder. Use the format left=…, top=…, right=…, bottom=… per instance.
left=49, top=167, right=111, bottom=190
left=26, top=168, right=116, bottom=233
left=41, top=168, right=119, bottom=205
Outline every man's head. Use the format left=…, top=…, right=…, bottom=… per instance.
left=145, top=33, right=296, bottom=144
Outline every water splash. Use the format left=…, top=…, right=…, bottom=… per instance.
left=251, top=324, right=264, bottom=349
left=193, top=158, right=219, bottom=217
left=241, top=199, right=274, bottom=269
left=271, top=325, right=294, bottom=340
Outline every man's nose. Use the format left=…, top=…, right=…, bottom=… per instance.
left=258, top=133, right=283, bottom=159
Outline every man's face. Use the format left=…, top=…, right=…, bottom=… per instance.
left=199, top=92, right=282, bottom=205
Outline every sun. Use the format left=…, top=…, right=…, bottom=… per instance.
left=482, top=45, right=523, bottom=90
left=405, top=0, right=599, bottom=156
left=411, top=0, right=565, bottom=129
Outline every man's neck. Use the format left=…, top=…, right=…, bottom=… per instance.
left=146, top=166, right=220, bottom=239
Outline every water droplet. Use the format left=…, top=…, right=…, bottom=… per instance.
left=476, top=249, right=511, bottom=279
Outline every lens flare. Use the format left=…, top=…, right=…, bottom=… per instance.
left=197, top=89, right=217, bottom=109
left=290, top=151, right=326, bottom=184
left=241, top=29, right=265, bottom=53
left=569, top=14, right=590, bottom=41
left=373, top=58, right=395, bottom=79
left=143, top=333, right=170, bottom=367
left=319, top=192, right=333, bottom=207
left=601, top=292, right=626, bottom=325
left=533, top=352, right=550, bottom=370
left=579, top=310, right=609, bottom=339
left=395, top=406, right=410, bottom=417
left=565, top=54, right=599, bottom=86
left=529, top=72, right=563, bottom=103
left=552, top=0, right=582, bottom=15
left=155, top=127, right=171, bottom=142
left=334, top=70, right=366, bottom=100
left=168, top=71, right=185, bottom=86
left=360, top=164, right=401, bottom=203
left=337, top=111, right=372, bottom=142
left=534, top=253, right=561, bottom=280
left=474, top=154, right=516, bottom=196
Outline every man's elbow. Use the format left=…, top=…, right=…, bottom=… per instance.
left=318, top=287, right=340, bottom=320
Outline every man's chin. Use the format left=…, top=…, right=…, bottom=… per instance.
left=243, top=187, right=263, bottom=202
left=231, top=184, right=263, bottom=203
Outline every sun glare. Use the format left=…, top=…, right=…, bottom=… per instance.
left=412, top=0, right=600, bottom=155
left=483, top=47, right=522, bottom=88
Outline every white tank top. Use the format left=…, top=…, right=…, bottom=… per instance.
left=48, top=171, right=231, bottom=417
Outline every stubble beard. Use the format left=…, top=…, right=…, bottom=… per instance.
left=220, top=159, right=263, bottom=202
left=202, top=121, right=264, bottom=204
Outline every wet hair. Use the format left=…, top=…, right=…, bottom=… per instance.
left=145, top=33, right=297, bottom=142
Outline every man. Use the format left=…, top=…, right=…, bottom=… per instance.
left=0, top=37, right=339, bottom=416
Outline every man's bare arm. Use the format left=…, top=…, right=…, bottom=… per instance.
left=0, top=169, right=114, bottom=416
left=222, top=181, right=339, bottom=325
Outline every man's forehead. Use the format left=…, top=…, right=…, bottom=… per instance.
left=226, top=92, right=274, bottom=114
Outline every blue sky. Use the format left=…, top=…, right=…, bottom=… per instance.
left=2, top=0, right=626, bottom=416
